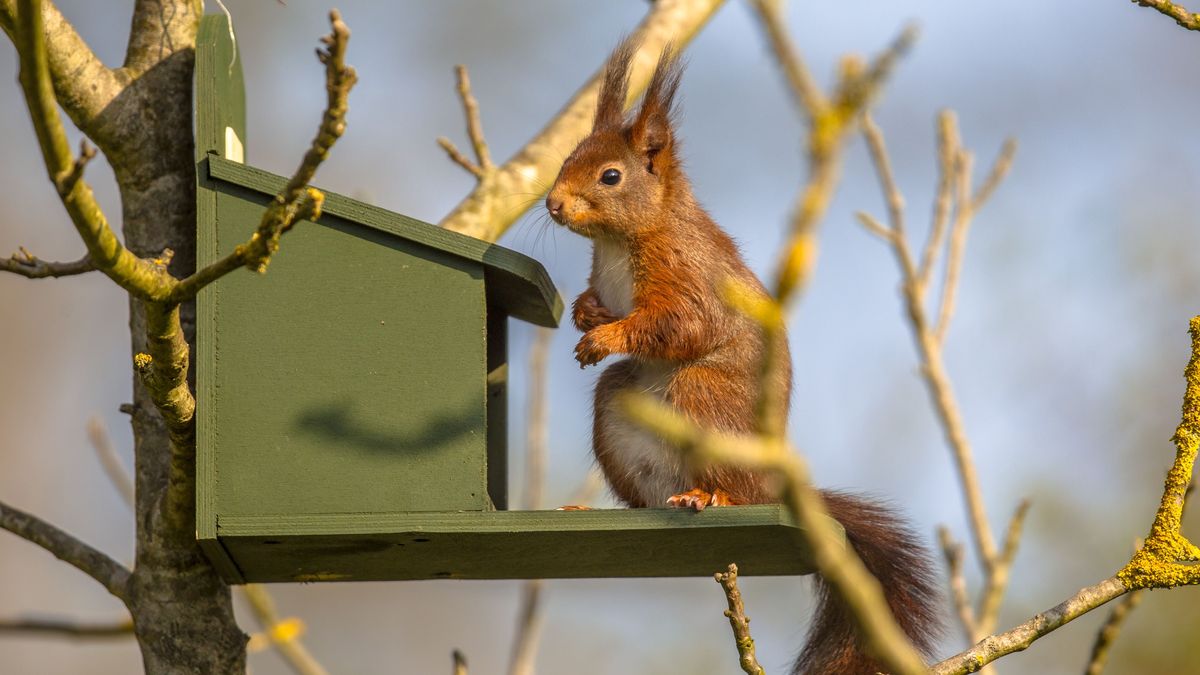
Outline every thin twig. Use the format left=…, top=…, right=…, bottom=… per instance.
left=934, top=149, right=974, bottom=345
left=242, top=584, right=330, bottom=675
left=714, top=564, right=766, bottom=675
left=508, top=327, right=553, bottom=675
left=86, top=416, right=135, bottom=507
left=935, top=138, right=1016, bottom=344
left=1083, top=590, right=1143, bottom=675
left=13, top=0, right=169, bottom=300
left=938, top=527, right=978, bottom=643
left=859, top=115, right=1002, bottom=571
left=1132, top=0, right=1200, bottom=31
left=0, top=248, right=93, bottom=278
left=440, top=64, right=492, bottom=177
left=976, top=499, right=1032, bottom=636
left=437, top=136, right=484, bottom=179
left=937, top=318, right=1200, bottom=674
left=0, top=499, right=130, bottom=602
left=623, top=396, right=928, bottom=675
left=754, top=25, right=917, bottom=440
left=918, top=111, right=959, bottom=289
left=931, top=577, right=1128, bottom=675
left=746, top=0, right=826, bottom=120
left=1084, top=481, right=1196, bottom=674
left=171, top=9, right=357, bottom=300
left=0, top=615, right=132, bottom=639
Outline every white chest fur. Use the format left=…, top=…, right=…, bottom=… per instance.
left=597, top=362, right=686, bottom=505
left=592, top=237, right=635, bottom=318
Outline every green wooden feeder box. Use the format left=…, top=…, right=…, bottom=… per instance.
left=194, top=15, right=821, bottom=584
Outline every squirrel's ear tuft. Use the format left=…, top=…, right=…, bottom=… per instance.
left=595, top=38, right=636, bottom=131
left=631, top=44, right=683, bottom=169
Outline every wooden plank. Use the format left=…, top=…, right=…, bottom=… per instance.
left=216, top=506, right=829, bottom=582
left=195, top=14, right=245, bottom=579
left=195, top=15, right=246, bottom=163
left=207, top=179, right=492, bottom=516
left=485, top=305, right=507, bottom=510
left=207, top=156, right=563, bottom=328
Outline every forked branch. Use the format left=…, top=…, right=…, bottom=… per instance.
left=856, top=111, right=1021, bottom=644
left=622, top=396, right=928, bottom=675
left=439, top=65, right=494, bottom=180
left=13, top=0, right=170, bottom=300
left=934, top=317, right=1200, bottom=674
left=172, top=9, right=357, bottom=301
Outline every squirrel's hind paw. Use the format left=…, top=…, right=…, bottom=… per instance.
left=666, top=488, right=733, bottom=512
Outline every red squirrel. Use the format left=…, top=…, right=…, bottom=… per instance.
left=545, top=41, right=940, bottom=673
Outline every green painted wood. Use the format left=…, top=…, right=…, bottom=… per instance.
left=208, top=156, right=562, bottom=328
left=195, top=13, right=246, bottom=581
left=193, top=13, right=825, bottom=586
left=208, top=179, right=491, bottom=516
left=216, top=506, right=828, bottom=581
left=195, top=15, right=246, bottom=163
left=485, top=306, right=507, bottom=510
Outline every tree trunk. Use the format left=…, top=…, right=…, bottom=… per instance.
left=108, top=2, right=246, bottom=671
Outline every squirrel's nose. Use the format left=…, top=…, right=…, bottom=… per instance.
left=546, top=195, right=563, bottom=219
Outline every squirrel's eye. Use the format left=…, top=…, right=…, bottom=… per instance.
left=600, top=168, right=622, bottom=186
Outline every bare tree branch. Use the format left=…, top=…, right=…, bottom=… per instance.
left=750, top=25, right=917, bottom=440
left=0, top=615, right=132, bottom=639
left=508, top=327, right=552, bottom=675
left=1118, top=317, right=1200, bottom=589
left=931, top=578, right=1127, bottom=675
left=938, top=527, right=978, bottom=644
left=87, top=416, right=135, bottom=507
left=439, top=0, right=726, bottom=242
left=242, top=584, right=330, bottom=675
left=439, top=64, right=493, bottom=179
left=936, top=317, right=1200, bottom=674
left=1132, top=0, right=1200, bottom=31
left=622, top=397, right=928, bottom=675
left=976, top=499, right=1031, bottom=636
left=171, top=9, right=356, bottom=301
left=1083, top=590, right=1143, bottom=675
left=13, top=0, right=172, bottom=301
left=714, top=564, right=766, bottom=675
left=858, top=112, right=1017, bottom=575
left=1084, top=482, right=1193, bottom=675
left=0, top=247, right=92, bottom=278
left=0, top=500, right=130, bottom=602
left=0, top=0, right=126, bottom=141
left=746, top=0, right=825, bottom=120
left=917, top=111, right=959, bottom=289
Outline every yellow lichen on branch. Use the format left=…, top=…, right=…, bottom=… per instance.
left=1118, top=316, right=1200, bottom=589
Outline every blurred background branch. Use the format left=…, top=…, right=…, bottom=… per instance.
left=438, top=0, right=726, bottom=242
left=856, top=109, right=1022, bottom=656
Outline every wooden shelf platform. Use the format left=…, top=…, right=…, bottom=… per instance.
left=208, top=505, right=830, bottom=583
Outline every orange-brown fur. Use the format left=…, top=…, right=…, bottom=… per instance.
left=546, top=41, right=940, bottom=673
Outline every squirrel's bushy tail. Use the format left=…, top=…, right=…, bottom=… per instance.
left=792, top=490, right=941, bottom=675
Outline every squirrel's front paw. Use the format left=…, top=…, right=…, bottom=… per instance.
left=574, top=324, right=621, bottom=368
left=572, top=291, right=617, bottom=332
